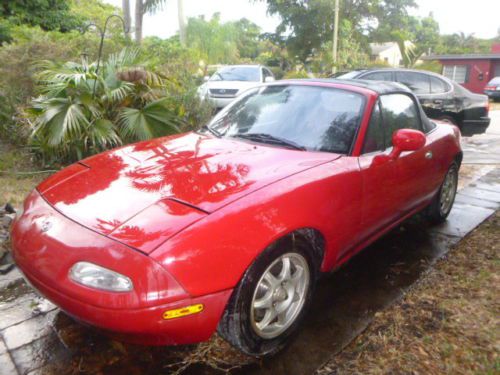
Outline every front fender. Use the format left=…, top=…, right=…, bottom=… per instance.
left=150, top=157, right=363, bottom=296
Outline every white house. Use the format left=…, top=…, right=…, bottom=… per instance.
left=369, top=42, right=403, bottom=67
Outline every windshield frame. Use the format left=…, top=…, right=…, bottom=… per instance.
left=205, top=83, right=368, bottom=155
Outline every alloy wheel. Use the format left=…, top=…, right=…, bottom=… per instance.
left=439, top=166, right=457, bottom=216
left=250, top=253, right=310, bottom=339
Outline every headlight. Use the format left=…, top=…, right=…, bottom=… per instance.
left=69, top=262, right=133, bottom=292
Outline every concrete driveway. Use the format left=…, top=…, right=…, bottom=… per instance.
left=1, top=113, right=499, bottom=375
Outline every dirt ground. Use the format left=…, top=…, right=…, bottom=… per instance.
left=318, top=211, right=499, bottom=375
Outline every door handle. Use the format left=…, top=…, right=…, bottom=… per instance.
left=425, top=151, right=433, bottom=159
left=433, top=99, right=443, bottom=105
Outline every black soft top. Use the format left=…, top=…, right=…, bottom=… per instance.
left=283, top=78, right=412, bottom=95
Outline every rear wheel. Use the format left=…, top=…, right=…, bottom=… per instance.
left=426, top=162, right=458, bottom=223
left=217, top=235, right=317, bottom=356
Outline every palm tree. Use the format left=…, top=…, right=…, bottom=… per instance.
left=122, top=0, right=131, bottom=39
left=135, top=0, right=169, bottom=43
left=28, top=48, right=181, bottom=162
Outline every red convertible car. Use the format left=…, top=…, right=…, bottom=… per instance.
left=11, top=80, right=461, bottom=356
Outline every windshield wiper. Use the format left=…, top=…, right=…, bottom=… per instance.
left=232, top=133, right=306, bottom=151
left=200, top=125, right=221, bottom=137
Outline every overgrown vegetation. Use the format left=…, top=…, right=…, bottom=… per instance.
left=1, top=0, right=499, bottom=166
left=319, top=211, right=499, bottom=374
left=26, top=48, right=185, bottom=163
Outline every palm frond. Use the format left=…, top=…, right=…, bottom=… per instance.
left=86, top=118, right=122, bottom=149
left=32, top=97, right=89, bottom=146
left=118, top=98, right=181, bottom=141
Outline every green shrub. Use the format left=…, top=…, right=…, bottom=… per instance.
left=25, top=48, right=183, bottom=164
left=283, top=70, right=311, bottom=79
left=269, top=66, right=285, bottom=80
left=0, top=24, right=127, bottom=146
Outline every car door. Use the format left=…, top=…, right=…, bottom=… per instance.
left=379, top=93, right=437, bottom=213
left=357, top=99, right=401, bottom=239
left=358, top=93, right=437, bottom=239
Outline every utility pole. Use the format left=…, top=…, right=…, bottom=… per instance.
left=332, top=0, right=340, bottom=74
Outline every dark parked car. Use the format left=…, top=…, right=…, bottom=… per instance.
left=338, top=68, right=491, bottom=136
left=484, top=77, right=500, bottom=101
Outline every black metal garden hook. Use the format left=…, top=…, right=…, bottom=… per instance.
left=81, top=15, right=130, bottom=98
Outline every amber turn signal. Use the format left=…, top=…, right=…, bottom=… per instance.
left=163, top=304, right=204, bottom=320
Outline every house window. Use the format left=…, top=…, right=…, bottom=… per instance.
left=442, top=65, right=469, bottom=83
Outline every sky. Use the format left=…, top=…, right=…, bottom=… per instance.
left=103, top=0, right=500, bottom=40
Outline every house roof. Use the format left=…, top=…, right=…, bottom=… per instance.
left=369, top=42, right=398, bottom=55
left=424, top=54, right=500, bottom=61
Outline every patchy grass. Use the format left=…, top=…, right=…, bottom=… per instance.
left=318, top=211, right=499, bottom=375
left=0, top=142, right=51, bottom=207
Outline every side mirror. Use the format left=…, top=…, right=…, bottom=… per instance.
left=390, top=129, right=426, bottom=159
left=264, top=76, right=275, bottom=83
left=203, top=76, right=210, bottom=82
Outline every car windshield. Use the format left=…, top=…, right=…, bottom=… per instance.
left=488, top=77, right=500, bottom=85
left=210, top=66, right=261, bottom=82
left=206, top=85, right=365, bottom=154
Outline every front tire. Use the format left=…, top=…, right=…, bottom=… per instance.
left=217, top=234, right=317, bottom=356
left=426, top=162, right=459, bottom=223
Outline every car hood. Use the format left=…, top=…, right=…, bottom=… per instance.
left=204, top=80, right=260, bottom=92
left=38, top=132, right=339, bottom=253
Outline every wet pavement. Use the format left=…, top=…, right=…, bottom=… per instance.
left=1, top=113, right=499, bottom=375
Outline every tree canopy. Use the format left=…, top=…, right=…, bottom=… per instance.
left=0, top=0, right=82, bottom=32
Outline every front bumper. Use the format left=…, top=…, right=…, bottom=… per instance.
left=11, top=190, right=231, bottom=345
left=461, top=117, right=491, bottom=136
left=20, top=268, right=231, bottom=345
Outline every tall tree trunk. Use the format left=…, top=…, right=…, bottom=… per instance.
left=122, top=0, right=131, bottom=39
left=135, top=0, right=143, bottom=43
left=177, top=0, right=186, bottom=46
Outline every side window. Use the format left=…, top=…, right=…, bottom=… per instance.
left=430, top=76, right=450, bottom=94
left=380, top=94, right=421, bottom=148
left=395, top=72, right=430, bottom=94
left=362, top=101, right=385, bottom=154
left=363, top=71, right=393, bottom=81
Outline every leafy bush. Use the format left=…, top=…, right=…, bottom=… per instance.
left=283, top=70, right=311, bottom=79
left=0, top=24, right=127, bottom=146
left=25, top=48, right=183, bottom=164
